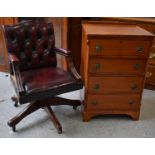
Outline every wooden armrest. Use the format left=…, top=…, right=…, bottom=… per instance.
left=66, top=56, right=82, bottom=82
left=9, top=53, right=19, bottom=64
left=9, top=54, right=25, bottom=94
left=54, top=47, right=71, bottom=57
left=13, top=64, right=25, bottom=95
left=55, top=47, right=82, bottom=82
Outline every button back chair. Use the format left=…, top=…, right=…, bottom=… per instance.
left=3, top=21, right=83, bottom=134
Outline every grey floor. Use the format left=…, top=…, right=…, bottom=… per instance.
left=0, top=72, right=155, bottom=138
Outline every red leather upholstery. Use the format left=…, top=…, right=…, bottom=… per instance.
left=3, top=20, right=83, bottom=104
left=3, top=21, right=56, bottom=71
left=21, top=67, right=75, bottom=93
left=3, top=21, right=83, bottom=133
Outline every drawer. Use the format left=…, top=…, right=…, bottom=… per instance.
left=145, top=65, right=155, bottom=85
left=121, top=40, right=150, bottom=57
left=89, top=39, right=150, bottom=58
left=86, top=94, right=141, bottom=110
left=89, top=39, right=120, bottom=56
left=89, top=58, right=146, bottom=74
left=88, top=76, right=144, bottom=94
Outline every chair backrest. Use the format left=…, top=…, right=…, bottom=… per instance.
left=3, top=20, right=57, bottom=71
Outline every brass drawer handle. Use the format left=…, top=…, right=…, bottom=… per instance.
left=149, top=52, right=155, bottom=59
left=93, top=84, right=100, bottom=91
left=134, top=63, right=141, bottom=70
left=128, top=99, right=134, bottom=105
left=95, top=63, right=101, bottom=70
left=136, top=46, right=144, bottom=53
left=146, top=72, right=153, bottom=78
left=96, top=45, right=103, bottom=52
left=92, top=100, right=98, bottom=106
left=131, top=84, right=138, bottom=90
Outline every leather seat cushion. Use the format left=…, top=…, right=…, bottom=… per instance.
left=21, top=67, right=75, bottom=93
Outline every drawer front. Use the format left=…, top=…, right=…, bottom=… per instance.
left=89, top=58, right=146, bottom=74
left=145, top=65, right=155, bottom=85
left=88, top=76, right=144, bottom=94
left=121, top=40, right=150, bottom=57
left=89, top=39, right=120, bottom=56
left=89, top=39, right=150, bottom=57
left=86, top=94, right=141, bottom=110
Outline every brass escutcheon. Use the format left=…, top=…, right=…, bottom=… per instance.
left=134, top=63, right=141, bottom=70
left=93, top=84, right=100, bottom=91
left=146, top=72, right=153, bottom=78
left=96, top=45, right=103, bottom=52
left=92, top=100, right=98, bottom=105
left=136, top=46, right=144, bottom=53
left=128, top=99, right=134, bottom=105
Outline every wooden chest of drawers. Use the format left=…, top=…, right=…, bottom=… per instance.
left=81, top=22, right=154, bottom=121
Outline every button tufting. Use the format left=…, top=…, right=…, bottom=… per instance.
left=4, top=21, right=56, bottom=71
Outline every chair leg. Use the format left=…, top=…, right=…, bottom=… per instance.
left=8, top=97, right=82, bottom=133
left=8, top=101, right=44, bottom=132
left=11, top=96, right=19, bottom=107
left=44, top=106, right=62, bottom=134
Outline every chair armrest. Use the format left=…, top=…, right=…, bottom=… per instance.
left=9, top=54, right=25, bottom=94
left=54, top=47, right=71, bottom=57
left=66, top=56, right=82, bottom=82
left=13, top=65, right=25, bottom=95
left=9, top=53, right=19, bottom=64
left=55, top=47, right=82, bottom=82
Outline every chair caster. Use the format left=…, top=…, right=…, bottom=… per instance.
left=58, top=128, right=62, bottom=134
left=11, top=96, right=19, bottom=107
left=12, top=126, right=16, bottom=132
left=73, top=105, right=78, bottom=110
left=14, top=102, right=19, bottom=107
left=8, top=121, right=16, bottom=132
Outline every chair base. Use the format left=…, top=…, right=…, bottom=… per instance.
left=8, top=97, right=81, bottom=134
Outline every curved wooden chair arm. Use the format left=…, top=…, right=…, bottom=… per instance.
left=9, top=54, right=25, bottom=95
left=9, top=53, right=20, bottom=64
left=54, top=47, right=71, bottom=57
left=54, top=47, right=82, bottom=82
left=13, top=65, right=25, bottom=95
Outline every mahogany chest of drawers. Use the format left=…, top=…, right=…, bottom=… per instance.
left=81, top=22, right=154, bottom=121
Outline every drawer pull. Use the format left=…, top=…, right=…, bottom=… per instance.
left=149, top=52, right=155, bottom=59
left=95, top=63, right=101, bottom=70
left=146, top=72, right=153, bottom=78
left=96, top=45, right=103, bottom=52
left=92, top=100, right=98, bottom=106
left=136, top=46, right=144, bottom=53
left=128, top=99, right=134, bottom=105
left=131, top=84, right=138, bottom=90
left=93, top=84, right=100, bottom=91
left=134, top=63, right=141, bottom=70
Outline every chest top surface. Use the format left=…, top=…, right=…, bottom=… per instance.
left=82, top=22, right=154, bottom=38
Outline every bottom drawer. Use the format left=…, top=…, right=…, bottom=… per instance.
left=86, top=94, right=141, bottom=110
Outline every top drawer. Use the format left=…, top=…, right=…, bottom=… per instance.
left=89, top=39, right=150, bottom=58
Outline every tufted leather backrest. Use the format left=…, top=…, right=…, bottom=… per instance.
left=3, top=21, right=57, bottom=71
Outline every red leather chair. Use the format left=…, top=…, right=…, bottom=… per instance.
left=3, top=21, right=83, bottom=134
